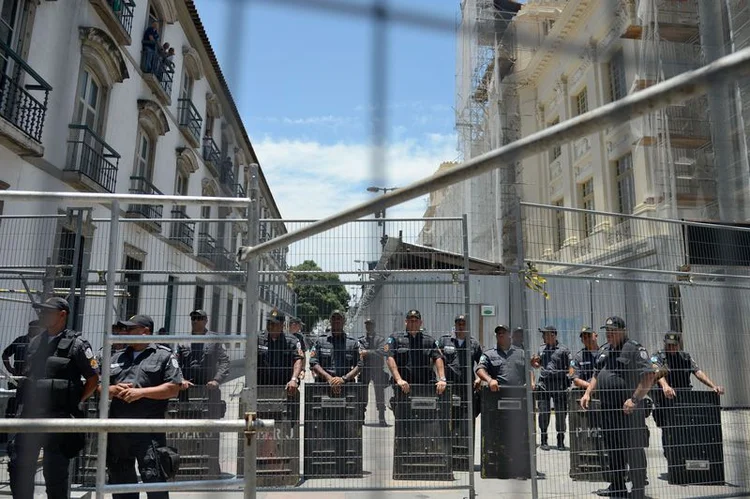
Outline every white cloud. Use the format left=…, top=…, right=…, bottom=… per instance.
left=280, top=115, right=354, bottom=127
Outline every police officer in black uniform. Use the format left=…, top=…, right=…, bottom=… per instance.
left=105, top=314, right=183, bottom=499
left=569, top=327, right=600, bottom=390
left=258, top=310, right=304, bottom=393
left=177, top=309, right=230, bottom=477
left=309, top=310, right=362, bottom=394
left=385, top=310, right=447, bottom=396
left=533, top=325, right=571, bottom=451
left=437, top=314, right=482, bottom=412
left=288, top=318, right=307, bottom=384
left=475, top=325, right=527, bottom=388
left=3, top=320, right=42, bottom=418
left=9, top=298, right=100, bottom=499
left=358, top=318, right=389, bottom=426
left=580, top=316, right=658, bottom=499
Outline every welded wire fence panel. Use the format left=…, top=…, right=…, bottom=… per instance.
left=520, top=202, right=750, bottom=499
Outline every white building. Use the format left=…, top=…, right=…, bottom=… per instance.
left=0, top=0, right=294, bottom=352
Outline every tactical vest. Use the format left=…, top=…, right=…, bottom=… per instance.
left=316, top=335, right=358, bottom=377
left=29, top=330, right=85, bottom=417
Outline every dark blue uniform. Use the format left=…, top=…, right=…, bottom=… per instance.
left=9, top=329, right=98, bottom=499
left=536, top=341, right=571, bottom=445
left=258, top=332, right=303, bottom=386
left=476, top=346, right=526, bottom=386
left=385, top=331, right=442, bottom=385
left=570, top=348, right=598, bottom=383
left=309, top=333, right=363, bottom=380
left=436, top=334, right=482, bottom=384
left=107, top=344, right=183, bottom=499
left=358, top=333, right=388, bottom=412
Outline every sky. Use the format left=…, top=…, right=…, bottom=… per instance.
left=193, top=0, right=459, bottom=225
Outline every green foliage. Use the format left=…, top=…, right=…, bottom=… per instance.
left=290, top=260, right=349, bottom=328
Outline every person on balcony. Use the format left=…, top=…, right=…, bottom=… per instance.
left=142, top=21, right=160, bottom=73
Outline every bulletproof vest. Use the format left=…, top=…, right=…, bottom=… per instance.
left=182, top=342, right=216, bottom=385
left=258, top=333, right=293, bottom=385
left=663, top=351, right=693, bottom=390
left=29, top=330, right=85, bottom=416
left=316, top=335, right=358, bottom=377
left=393, top=333, right=434, bottom=383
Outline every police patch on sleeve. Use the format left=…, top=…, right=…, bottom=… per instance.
left=90, top=358, right=99, bottom=369
left=84, top=347, right=94, bottom=359
left=479, top=355, right=487, bottom=364
left=639, top=349, right=648, bottom=360
left=171, top=356, right=179, bottom=368
left=570, top=360, right=576, bottom=367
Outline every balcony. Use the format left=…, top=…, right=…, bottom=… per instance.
left=202, top=136, right=221, bottom=177
left=89, top=0, right=135, bottom=45
left=178, top=98, right=202, bottom=147
left=141, top=49, right=173, bottom=105
left=219, top=159, right=238, bottom=195
left=197, top=232, right=217, bottom=265
left=63, top=124, right=120, bottom=193
left=231, top=183, right=246, bottom=198
left=126, top=176, right=164, bottom=232
left=168, top=206, right=194, bottom=252
left=0, top=40, right=51, bottom=156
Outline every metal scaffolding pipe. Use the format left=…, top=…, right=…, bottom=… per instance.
left=237, top=45, right=750, bottom=263
left=0, top=418, right=273, bottom=433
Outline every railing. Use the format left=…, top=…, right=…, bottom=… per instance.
left=202, top=136, right=221, bottom=174
left=127, top=176, right=164, bottom=226
left=197, top=231, right=217, bottom=263
left=258, top=283, right=294, bottom=316
left=177, top=98, right=202, bottom=144
left=232, top=183, right=246, bottom=198
left=65, top=124, right=120, bottom=192
left=0, top=38, right=52, bottom=143
left=220, top=159, right=235, bottom=186
left=141, top=49, right=174, bottom=97
left=107, top=0, right=135, bottom=35
left=169, top=207, right=194, bottom=250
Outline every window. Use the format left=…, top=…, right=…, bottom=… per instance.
left=193, top=282, right=205, bottom=311
left=0, top=0, right=26, bottom=70
left=615, top=153, right=635, bottom=215
left=74, top=69, right=103, bottom=132
left=225, top=294, right=233, bottom=334
left=211, top=288, right=221, bottom=331
left=548, top=118, right=561, bottom=161
left=542, top=18, right=555, bottom=36
left=164, top=275, right=177, bottom=332
left=134, top=129, right=154, bottom=180
left=236, top=301, right=243, bottom=334
left=609, top=50, right=627, bottom=102
left=175, top=170, right=188, bottom=196
left=553, top=199, right=565, bottom=251
left=200, top=205, right=211, bottom=238
left=124, top=255, right=142, bottom=319
left=205, top=114, right=214, bottom=138
left=579, top=179, right=595, bottom=236
left=575, top=88, right=588, bottom=116
left=180, top=71, right=193, bottom=101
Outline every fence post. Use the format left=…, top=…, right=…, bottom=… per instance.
left=461, top=214, right=476, bottom=499
left=516, top=200, right=539, bottom=498
left=243, top=164, right=260, bottom=498
left=95, top=200, right=119, bottom=499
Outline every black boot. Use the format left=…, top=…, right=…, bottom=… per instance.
left=557, top=434, right=566, bottom=451
left=378, top=408, right=389, bottom=427
left=540, top=434, right=549, bottom=451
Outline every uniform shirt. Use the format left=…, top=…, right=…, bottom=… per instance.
left=570, top=348, right=599, bottom=383
left=537, top=342, right=571, bottom=387
left=476, top=346, right=526, bottom=386
left=385, top=331, right=442, bottom=384
left=258, top=332, right=303, bottom=386
left=3, top=334, right=33, bottom=375
left=655, top=350, right=699, bottom=390
left=109, top=344, right=183, bottom=418
left=358, top=334, right=387, bottom=369
left=176, top=332, right=230, bottom=385
left=593, top=338, right=654, bottom=407
left=436, top=334, right=482, bottom=383
left=24, top=329, right=98, bottom=381
left=310, top=333, right=363, bottom=379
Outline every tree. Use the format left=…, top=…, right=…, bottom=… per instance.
left=290, top=260, right=350, bottom=329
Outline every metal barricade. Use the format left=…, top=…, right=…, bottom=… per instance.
left=303, top=383, right=365, bottom=479
left=392, top=384, right=453, bottom=481
left=237, top=385, right=300, bottom=486
left=480, top=386, right=530, bottom=479
left=450, top=387, right=476, bottom=472
left=568, top=388, right=608, bottom=482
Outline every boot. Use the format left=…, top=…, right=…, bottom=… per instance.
left=557, top=434, right=566, bottom=451
left=540, top=434, right=549, bottom=451
left=378, top=408, right=389, bottom=427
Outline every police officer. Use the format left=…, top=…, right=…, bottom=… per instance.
left=475, top=325, right=526, bottom=388
left=533, top=325, right=571, bottom=451
left=177, top=309, right=230, bottom=477
left=437, top=314, right=482, bottom=414
left=106, top=314, right=183, bottom=499
left=385, top=310, right=447, bottom=396
left=309, top=310, right=362, bottom=395
left=358, top=318, right=389, bottom=426
left=580, top=316, right=657, bottom=499
left=258, top=310, right=304, bottom=392
left=511, top=326, right=525, bottom=349
left=653, top=331, right=724, bottom=452
left=3, top=320, right=42, bottom=418
left=288, top=318, right=307, bottom=384
left=9, top=298, right=100, bottom=499
left=569, top=327, right=600, bottom=390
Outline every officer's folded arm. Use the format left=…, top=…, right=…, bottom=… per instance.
left=118, top=382, right=181, bottom=403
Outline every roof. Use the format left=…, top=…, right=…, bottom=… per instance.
left=183, top=0, right=284, bottom=220
left=377, top=239, right=506, bottom=274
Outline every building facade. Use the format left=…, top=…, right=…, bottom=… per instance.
left=0, top=0, right=294, bottom=352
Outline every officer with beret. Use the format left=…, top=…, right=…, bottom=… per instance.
left=259, top=310, right=304, bottom=392
left=358, top=318, right=389, bottom=426
left=385, top=310, right=447, bottom=395
left=309, top=310, right=362, bottom=395
left=9, top=298, right=99, bottom=499
left=580, top=317, right=657, bottom=499
left=475, top=325, right=526, bottom=388
left=533, top=325, right=571, bottom=451
left=105, top=314, right=183, bottom=498
left=569, top=327, right=600, bottom=390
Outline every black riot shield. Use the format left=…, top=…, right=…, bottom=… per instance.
left=236, top=385, right=301, bottom=487
left=450, top=384, right=475, bottom=472
left=392, top=384, right=453, bottom=481
left=166, top=386, right=212, bottom=480
left=480, top=386, right=530, bottom=479
left=303, top=382, right=365, bottom=479
left=568, top=388, right=608, bottom=482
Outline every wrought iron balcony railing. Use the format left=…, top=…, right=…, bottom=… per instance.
left=127, top=176, right=164, bottom=228
left=177, top=98, right=202, bottom=145
left=169, top=207, right=194, bottom=250
left=141, top=49, right=173, bottom=98
left=107, top=0, right=135, bottom=35
left=65, top=124, right=119, bottom=192
left=202, top=136, right=221, bottom=176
